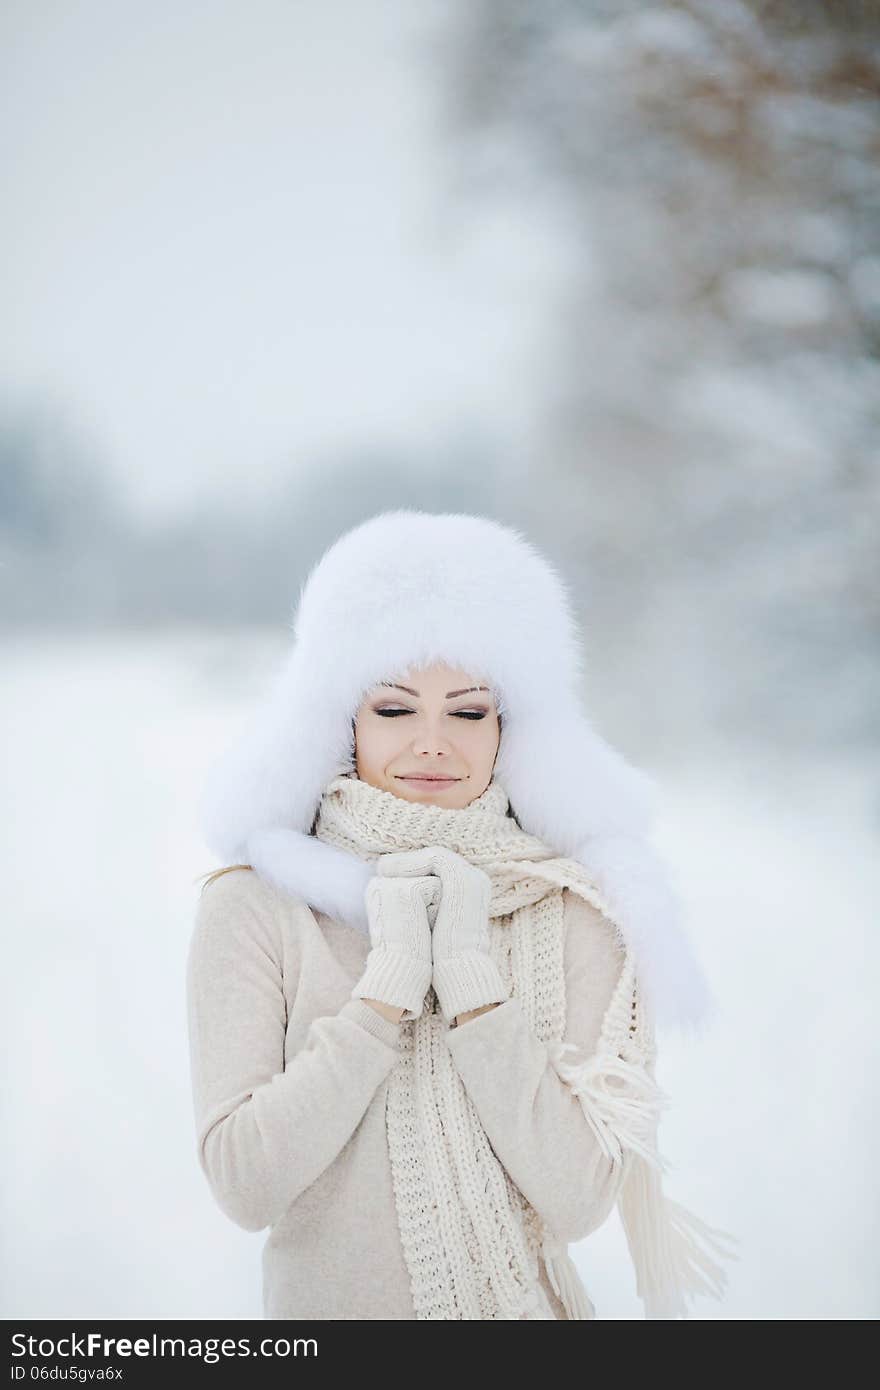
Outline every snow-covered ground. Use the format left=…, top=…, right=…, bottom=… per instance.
left=2, top=629, right=877, bottom=1319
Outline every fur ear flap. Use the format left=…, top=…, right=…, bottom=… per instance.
left=245, top=827, right=375, bottom=935
left=198, top=652, right=355, bottom=867
left=494, top=709, right=716, bottom=1033
left=494, top=709, right=661, bottom=849
left=570, top=833, right=718, bottom=1036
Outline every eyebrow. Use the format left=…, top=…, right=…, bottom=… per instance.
left=379, top=682, right=491, bottom=699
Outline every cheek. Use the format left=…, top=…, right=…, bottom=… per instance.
left=460, top=720, right=500, bottom=758
left=357, top=719, right=405, bottom=765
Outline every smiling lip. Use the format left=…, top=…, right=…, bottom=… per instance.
left=396, top=775, right=460, bottom=785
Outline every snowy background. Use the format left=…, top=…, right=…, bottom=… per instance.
left=2, top=0, right=878, bottom=1319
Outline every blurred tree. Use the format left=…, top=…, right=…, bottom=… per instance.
left=438, top=0, right=880, bottom=753
left=0, top=398, right=117, bottom=548
left=0, top=394, right=505, bottom=628
left=0, top=396, right=131, bottom=625
left=130, top=431, right=505, bottom=625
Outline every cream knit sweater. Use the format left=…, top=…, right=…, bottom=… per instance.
left=186, top=866, right=629, bottom=1320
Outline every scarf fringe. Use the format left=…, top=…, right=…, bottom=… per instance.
left=544, top=1040, right=740, bottom=1320
left=546, top=1039, right=672, bottom=1171
left=541, top=1239, right=597, bottom=1319
left=619, top=1154, right=741, bottom=1319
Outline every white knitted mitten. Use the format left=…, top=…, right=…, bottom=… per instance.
left=376, top=845, right=510, bottom=1023
left=351, top=873, right=440, bottom=1021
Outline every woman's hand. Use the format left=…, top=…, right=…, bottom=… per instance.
left=351, top=872, right=440, bottom=1022
left=375, top=846, right=510, bottom=1024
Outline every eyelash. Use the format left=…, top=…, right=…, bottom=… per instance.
left=374, top=706, right=488, bottom=721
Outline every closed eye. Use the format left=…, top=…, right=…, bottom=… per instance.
left=374, top=706, right=488, bottom=720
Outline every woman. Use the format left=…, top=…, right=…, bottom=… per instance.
left=186, top=508, right=737, bottom=1320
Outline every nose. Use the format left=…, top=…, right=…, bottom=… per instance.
left=412, top=738, right=453, bottom=758
left=411, top=721, right=454, bottom=758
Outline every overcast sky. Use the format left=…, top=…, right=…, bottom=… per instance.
left=3, top=0, right=575, bottom=521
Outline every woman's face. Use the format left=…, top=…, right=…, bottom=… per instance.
left=353, top=662, right=501, bottom=807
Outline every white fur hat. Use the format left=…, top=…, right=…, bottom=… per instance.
left=198, top=508, right=716, bottom=1035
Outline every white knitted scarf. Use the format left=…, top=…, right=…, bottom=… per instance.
left=313, top=771, right=737, bottom=1320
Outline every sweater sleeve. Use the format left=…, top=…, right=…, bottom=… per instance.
left=186, top=871, right=402, bottom=1234
left=443, top=888, right=631, bottom=1244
